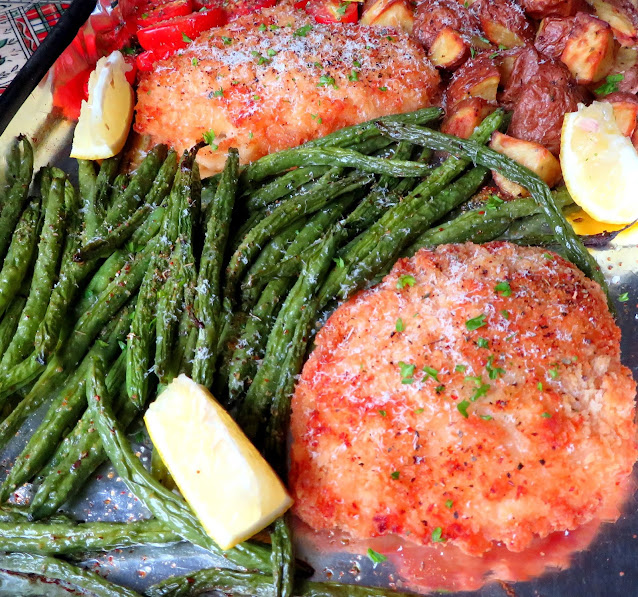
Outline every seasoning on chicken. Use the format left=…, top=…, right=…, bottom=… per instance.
left=289, top=242, right=637, bottom=556
left=134, top=4, right=440, bottom=176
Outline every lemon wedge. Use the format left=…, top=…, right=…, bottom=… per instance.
left=70, top=51, right=134, bottom=160
left=144, top=375, right=293, bottom=550
left=560, top=101, right=638, bottom=225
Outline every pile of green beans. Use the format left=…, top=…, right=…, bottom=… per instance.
left=0, top=106, right=610, bottom=595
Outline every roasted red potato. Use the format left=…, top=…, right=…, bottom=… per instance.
left=535, top=17, right=575, bottom=58
left=360, top=0, right=414, bottom=32
left=441, top=97, right=497, bottom=138
left=507, top=58, right=582, bottom=155
left=632, top=125, right=638, bottom=151
left=470, top=0, right=534, bottom=48
left=560, top=13, right=617, bottom=84
left=489, top=132, right=562, bottom=197
left=412, top=0, right=479, bottom=49
left=519, top=0, right=588, bottom=19
left=446, top=55, right=501, bottom=109
left=588, top=0, right=638, bottom=46
left=602, top=92, right=638, bottom=136
left=428, top=27, right=469, bottom=69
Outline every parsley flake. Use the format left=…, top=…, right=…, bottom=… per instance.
left=213, top=88, right=224, bottom=97
left=594, top=73, right=624, bottom=95
left=182, top=32, right=193, bottom=43
left=203, top=129, right=216, bottom=147
left=221, top=36, right=233, bottom=45
left=548, top=368, right=559, bottom=379
left=541, top=411, right=552, bottom=418
left=471, top=382, right=490, bottom=402
left=465, top=313, right=487, bottom=331
left=423, top=366, right=439, bottom=381
left=258, top=22, right=266, bottom=31
left=455, top=364, right=467, bottom=373
left=348, top=69, right=359, bottom=82
left=399, top=361, right=416, bottom=384
left=267, top=48, right=277, bottom=57
left=445, top=499, right=454, bottom=509
left=294, top=24, right=313, bottom=37
left=619, top=292, right=629, bottom=302
left=486, top=194, right=505, bottom=210
left=379, top=410, right=387, bottom=417
left=480, top=414, right=493, bottom=421
left=334, top=256, right=345, bottom=268
left=353, top=59, right=361, bottom=67
left=501, top=309, right=510, bottom=320
left=391, top=471, right=400, bottom=480
left=317, top=74, right=337, bottom=88
left=395, top=318, right=404, bottom=332
left=476, top=337, right=489, bottom=348
left=396, top=274, right=416, bottom=289
left=367, top=548, right=387, bottom=564
left=457, top=400, right=470, bottom=418
left=495, top=281, right=511, bottom=297
left=432, top=527, right=445, bottom=542
left=537, top=382, right=543, bottom=391
left=379, top=86, right=388, bottom=91
left=191, top=57, right=199, bottom=66
left=414, top=408, right=424, bottom=414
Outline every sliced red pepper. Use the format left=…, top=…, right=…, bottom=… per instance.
left=295, top=0, right=358, bottom=24
left=52, top=66, right=92, bottom=121
left=137, top=0, right=193, bottom=29
left=137, top=7, right=227, bottom=51
left=135, top=48, right=173, bottom=71
left=122, top=55, right=138, bottom=85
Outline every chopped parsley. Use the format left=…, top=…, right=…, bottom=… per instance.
left=398, top=361, right=416, bottom=384
left=435, top=384, right=445, bottom=393
left=445, top=499, right=454, bottom=509
left=182, top=32, right=193, bottom=43
left=367, top=548, right=387, bottom=564
left=396, top=274, right=416, bottom=289
left=336, top=1, right=349, bottom=15
left=118, top=340, right=127, bottom=351
left=431, top=527, right=445, bottom=542
left=390, top=471, right=400, bottom=480
left=471, top=382, right=490, bottom=402
left=379, top=86, right=388, bottom=91
left=294, top=24, right=313, bottom=37
left=537, top=382, right=543, bottom=391
left=221, top=36, right=233, bottom=45
left=457, top=400, right=470, bottom=418
left=267, top=48, right=277, bottom=57
left=269, top=24, right=280, bottom=31
left=213, top=88, right=224, bottom=97
left=500, top=309, right=510, bottom=320
left=414, top=408, right=424, bottom=414
left=423, top=366, right=439, bottom=381
left=594, top=73, right=624, bottom=95
left=486, top=355, right=505, bottom=380
left=548, top=368, right=559, bottom=379
left=476, top=337, right=489, bottom=348
left=258, top=22, right=266, bottom=31
left=317, top=74, right=337, bottom=88
left=253, top=95, right=261, bottom=100
left=485, top=194, right=505, bottom=210
left=379, top=410, right=387, bottom=417
left=333, top=256, right=345, bottom=268
left=480, top=414, right=493, bottom=421
left=541, top=412, right=552, bottom=418
left=348, top=69, right=360, bottom=82
left=395, top=317, right=404, bottom=332
left=494, top=281, right=511, bottom=297
left=203, top=129, right=217, bottom=149
left=191, top=57, right=199, bottom=66
left=478, top=36, right=490, bottom=44
left=465, top=313, right=486, bottom=331
left=353, top=59, right=361, bottom=67
left=455, top=364, right=467, bottom=373
left=619, top=292, right=629, bottom=302
left=470, top=46, right=476, bottom=58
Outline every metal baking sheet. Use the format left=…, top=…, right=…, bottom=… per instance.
left=0, top=6, right=637, bottom=596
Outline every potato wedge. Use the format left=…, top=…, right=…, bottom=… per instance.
left=441, top=97, right=497, bottom=138
left=490, top=132, right=562, bottom=197
left=429, top=27, right=469, bottom=69
left=535, top=16, right=575, bottom=58
left=560, top=13, right=617, bottom=83
left=587, top=0, right=638, bottom=46
left=361, top=0, right=414, bottom=32
left=446, top=55, right=501, bottom=109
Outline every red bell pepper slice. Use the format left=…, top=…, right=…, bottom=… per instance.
left=295, top=0, right=358, bottom=24
left=52, top=66, right=92, bottom=121
left=137, top=7, right=227, bottom=51
left=137, top=0, right=194, bottom=29
left=135, top=48, right=173, bottom=71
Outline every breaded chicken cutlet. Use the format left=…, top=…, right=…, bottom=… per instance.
left=289, top=242, right=638, bottom=556
left=134, top=4, right=440, bottom=176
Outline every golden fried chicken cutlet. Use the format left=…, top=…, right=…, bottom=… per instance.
left=289, top=242, right=637, bottom=556
left=134, top=4, right=440, bottom=176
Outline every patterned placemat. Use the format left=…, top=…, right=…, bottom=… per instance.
left=0, top=1, right=70, bottom=95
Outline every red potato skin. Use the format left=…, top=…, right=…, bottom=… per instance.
left=535, top=16, right=575, bottom=58
left=445, top=54, right=501, bottom=109
left=441, top=97, right=497, bottom=138
left=470, top=0, right=535, bottom=47
left=519, top=0, right=589, bottom=19
left=412, top=0, right=480, bottom=49
left=290, top=242, right=638, bottom=557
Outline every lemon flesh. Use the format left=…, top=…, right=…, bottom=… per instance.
left=144, top=375, right=293, bottom=550
left=70, top=51, right=134, bottom=160
left=560, top=101, right=638, bottom=225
